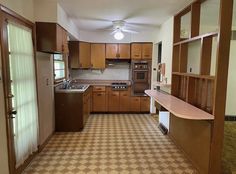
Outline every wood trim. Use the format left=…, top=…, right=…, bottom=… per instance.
left=191, top=1, right=201, bottom=38
left=208, top=0, right=234, bottom=173
left=200, top=37, right=213, bottom=75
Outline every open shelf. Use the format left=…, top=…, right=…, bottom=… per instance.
left=172, top=72, right=215, bottom=80
left=145, top=90, right=214, bottom=120
left=174, top=32, right=218, bottom=46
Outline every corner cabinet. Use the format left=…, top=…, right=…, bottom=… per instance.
left=36, top=22, right=68, bottom=54
left=69, top=41, right=91, bottom=69
left=106, top=43, right=130, bottom=59
left=131, top=43, right=153, bottom=60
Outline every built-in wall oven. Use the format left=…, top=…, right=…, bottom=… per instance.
left=131, top=60, right=152, bottom=96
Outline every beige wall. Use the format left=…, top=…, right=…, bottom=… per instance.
left=0, top=0, right=34, bottom=21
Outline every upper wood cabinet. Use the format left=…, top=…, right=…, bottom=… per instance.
left=91, top=43, right=106, bottom=69
left=69, top=41, right=91, bottom=69
left=36, top=22, right=68, bottom=54
left=131, top=43, right=153, bottom=60
left=106, top=43, right=130, bottom=59
left=79, top=42, right=91, bottom=68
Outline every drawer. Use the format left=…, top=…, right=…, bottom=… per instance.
left=93, top=86, right=106, bottom=92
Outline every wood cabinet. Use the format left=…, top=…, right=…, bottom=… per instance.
left=106, top=43, right=130, bottom=59
left=83, top=88, right=92, bottom=125
left=92, top=86, right=106, bottom=112
left=108, top=90, right=120, bottom=112
left=55, top=87, right=91, bottom=132
left=119, top=90, right=130, bottom=112
left=36, top=22, right=68, bottom=54
left=131, top=43, right=153, bottom=60
left=79, top=42, right=91, bottom=68
left=91, top=43, right=106, bottom=69
left=69, top=41, right=91, bottom=69
left=130, top=97, right=141, bottom=112
left=140, top=96, right=150, bottom=112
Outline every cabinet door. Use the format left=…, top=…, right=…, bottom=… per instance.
left=142, top=43, right=153, bottom=59
left=131, top=43, right=142, bottom=60
left=91, top=44, right=105, bottom=69
left=130, top=97, right=140, bottom=112
left=62, top=29, right=69, bottom=54
left=56, top=25, right=63, bottom=53
left=140, top=97, right=150, bottom=112
left=69, top=41, right=80, bottom=69
left=119, top=91, right=130, bottom=112
left=108, top=91, right=120, bottom=112
left=68, top=41, right=80, bottom=69
left=93, top=92, right=106, bottom=112
left=106, top=44, right=118, bottom=59
left=79, top=42, right=91, bottom=68
left=119, top=44, right=130, bottom=59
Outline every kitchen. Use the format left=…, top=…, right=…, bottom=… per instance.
left=0, top=0, right=235, bottom=174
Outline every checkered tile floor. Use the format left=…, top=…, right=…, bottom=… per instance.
left=24, top=114, right=197, bottom=174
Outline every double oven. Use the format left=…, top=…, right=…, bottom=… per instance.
left=131, top=60, right=152, bottom=96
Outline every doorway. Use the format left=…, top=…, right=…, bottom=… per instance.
left=1, top=11, right=39, bottom=174
left=157, top=42, right=162, bottom=82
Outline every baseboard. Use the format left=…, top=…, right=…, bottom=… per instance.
left=225, top=115, right=236, bottom=121
left=38, top=132, right=54, bottom=153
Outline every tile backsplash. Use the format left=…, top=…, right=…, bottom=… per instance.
left=70, top=63, right=130, bottom=80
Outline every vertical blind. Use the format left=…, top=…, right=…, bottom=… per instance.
left=7, top=22, right=39, bottom=168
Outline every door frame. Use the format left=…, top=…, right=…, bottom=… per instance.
left=0, top=5, right=38, bottom=174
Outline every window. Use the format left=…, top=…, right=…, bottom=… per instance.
left=54, top=54, right=66, bottom=81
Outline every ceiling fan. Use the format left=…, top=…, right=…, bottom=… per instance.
left=109, top=20, right=139, bottom=40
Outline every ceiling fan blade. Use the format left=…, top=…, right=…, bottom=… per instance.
left=127, top=22, right=159, bottom=29
left=122, top=29, right=139, bottom=34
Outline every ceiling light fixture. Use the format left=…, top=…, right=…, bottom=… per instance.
left=114, top=30, right=124, bottom=40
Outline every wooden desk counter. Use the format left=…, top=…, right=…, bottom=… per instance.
left=145, top=90, right=214, bottom=120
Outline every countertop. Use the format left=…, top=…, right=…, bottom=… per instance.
left=55, top=84, right=90, bottom=93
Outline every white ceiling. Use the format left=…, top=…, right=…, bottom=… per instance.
left=58, top=0, right=193, bottom=31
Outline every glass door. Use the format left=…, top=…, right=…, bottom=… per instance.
left=3, top=20, right=39, bottom=172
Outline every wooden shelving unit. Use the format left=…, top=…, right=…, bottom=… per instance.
left=170, top=0, right=234, bottom=173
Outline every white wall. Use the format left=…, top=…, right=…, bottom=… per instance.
left=155, top=17, right=174, bottom=85
left=57, top=4, right=80, bottom=40
left=78, top=29, right=159, bottom=43
left=226, top=41, right=236, bottom=115
left=0, top=0, right=34, bottom=22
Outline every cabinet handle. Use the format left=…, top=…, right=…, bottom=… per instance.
left=123, top=94, right=127, bottom=96
left=97, top=94, right=102, bottom=96
left=135, top=55, right=139, bottom=57
left=144, top=55, right=149, bottom=57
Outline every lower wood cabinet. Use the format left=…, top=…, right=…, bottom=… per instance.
left=119, top=90, right=130, bottom=112
left=55, top=87, right=91, bottom=132
left=140, top=96, right=150, bottom=112
left=108, top=90, right=120, bottom=112
left=130, top=97, right=141, bottom=112
left=92, top=86, right=107, bottom=112
left=91, top=86, right=150, bottom=113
